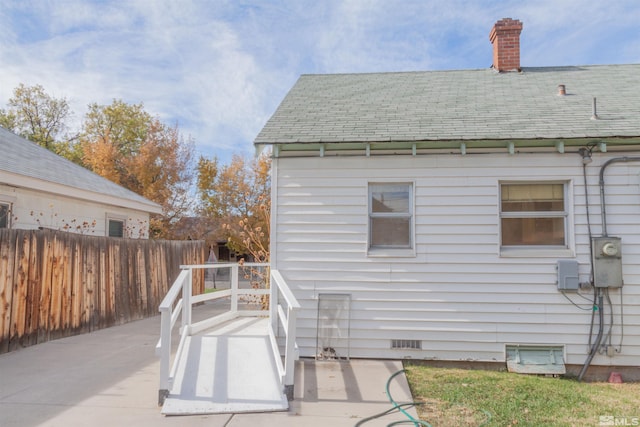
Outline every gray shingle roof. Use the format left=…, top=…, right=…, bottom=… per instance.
left=0, top=126, right=161, bottom=212
left=254, top=64, right=640, bottom=145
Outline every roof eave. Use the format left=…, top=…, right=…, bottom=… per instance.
left=0, top=171, right=163, bottom=214
left=261, top=136, right=640, bottom=158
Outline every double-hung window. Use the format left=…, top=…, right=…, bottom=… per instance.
left=368, top=183, right=414, bottom=252
left=500, top=182, right=568, bottom=248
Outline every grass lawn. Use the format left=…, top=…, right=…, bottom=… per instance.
left=404, top=363, right=640, bottom=427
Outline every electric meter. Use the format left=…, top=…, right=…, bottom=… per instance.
left=602, top=242, right=619, bottom=257
left=592, top=237, right=623, bottom=288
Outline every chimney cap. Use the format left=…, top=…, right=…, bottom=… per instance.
left=494, top=17, right=523, bottom=28
left=489, top=18, right=523, bottom=42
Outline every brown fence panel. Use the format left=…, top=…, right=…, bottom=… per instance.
left=0, top=229, right=205, bottom=354
left=24, top=230, right=42, bottom=347
left=10, top=231, right=29, bottom=351
left=38, top=232, right=52, bottom=344
left=0, top=230, right=16, bottom=353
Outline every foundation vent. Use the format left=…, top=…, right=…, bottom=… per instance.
left=391, top=339, right=422, bottom=350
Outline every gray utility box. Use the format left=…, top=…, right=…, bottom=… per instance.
left=557, top=260, right=579, bottom=291
left=592, top=236, right=623, bottom=288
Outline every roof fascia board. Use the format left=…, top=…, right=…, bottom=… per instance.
left=0, top=171, right=163, bottom=214
left=267, top=137, right=640, bottom=157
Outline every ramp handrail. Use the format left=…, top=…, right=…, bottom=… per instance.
left=156, top=262, right=270, bottom=405
left=268, top=269, right=301, bottom=401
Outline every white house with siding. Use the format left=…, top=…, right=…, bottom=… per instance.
left=0, top=126, right=162, bottom=238
left=255, top=19, right=640, bottom=378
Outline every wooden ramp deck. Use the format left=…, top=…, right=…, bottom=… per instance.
left=161, top=317, right=289, bottom=416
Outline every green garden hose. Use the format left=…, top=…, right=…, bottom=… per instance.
left=355, top=369, right=432, bottom=427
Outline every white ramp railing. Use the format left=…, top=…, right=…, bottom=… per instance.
left=268, top=269, right=301, bottom=401
left=156, top=263, right=300, bottom=405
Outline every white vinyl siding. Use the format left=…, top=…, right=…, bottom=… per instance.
left=271, top=153, right=640, bottom=367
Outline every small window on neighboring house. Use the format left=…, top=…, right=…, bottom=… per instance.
left=0, top=203, right=10, bottom=229
left=500, top=182, right=567, bottom=248
left=369, top=183, right=413, bottom=250
left=108, top=218, right=125, bottom=238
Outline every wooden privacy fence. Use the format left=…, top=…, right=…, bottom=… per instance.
left=0, top=228, right=205, bottom=354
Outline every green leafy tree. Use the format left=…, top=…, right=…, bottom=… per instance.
left=0, top=109, right=17, bottom=131
left=0, top=84, right=80, bottom=160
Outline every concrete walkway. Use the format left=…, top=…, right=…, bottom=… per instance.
left=0, top=313, right=421, bottom=427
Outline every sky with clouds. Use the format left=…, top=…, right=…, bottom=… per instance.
left=1, top=0, right=639, bottom=163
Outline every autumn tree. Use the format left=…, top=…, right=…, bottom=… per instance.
left=133, top=120, right=195, bottom=238
left=81, top=100, right=195, bottom=238
left=197, top=153, right=271, bottom=262
left=0, top=84, right=80, bottom=161
left=81, top=100, right=151, bottom=183
left=1, top=87, right=196, bottom=238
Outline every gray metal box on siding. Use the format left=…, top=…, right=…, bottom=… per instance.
left=592, top=237, right=623, bottom=288
left=557, top=260, right=579, bottom=291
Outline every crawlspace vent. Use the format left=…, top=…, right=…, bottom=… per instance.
left=391, top=339, right=421, bottom=350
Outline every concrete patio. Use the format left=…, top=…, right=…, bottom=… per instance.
left=0, top=310, right=421, bottom=427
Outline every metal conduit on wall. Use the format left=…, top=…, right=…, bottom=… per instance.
left=577, top=154, right=640, bottom=381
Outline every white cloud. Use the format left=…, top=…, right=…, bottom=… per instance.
left=1, top=0, right=639, bottom=162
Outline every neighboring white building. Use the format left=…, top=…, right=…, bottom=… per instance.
left=0, top=126, right=162, bottom=238
left=255, top=19, right=640, bottom=376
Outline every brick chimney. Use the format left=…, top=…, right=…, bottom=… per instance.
left=489, top=18, right=523, bottom=72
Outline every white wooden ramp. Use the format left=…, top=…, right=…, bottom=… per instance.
left=161, top=317, right=289, bottom=415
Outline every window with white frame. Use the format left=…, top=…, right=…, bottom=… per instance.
left=0, top=202, right=10, bottom=229
left=368, top=182, right=413, bottom=250
left=500, top=182, right=567, bottom=247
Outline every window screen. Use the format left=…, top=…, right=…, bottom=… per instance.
left=0, top=203, right=9, bottom=229
left=108, top=219, right=124, bottom=237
